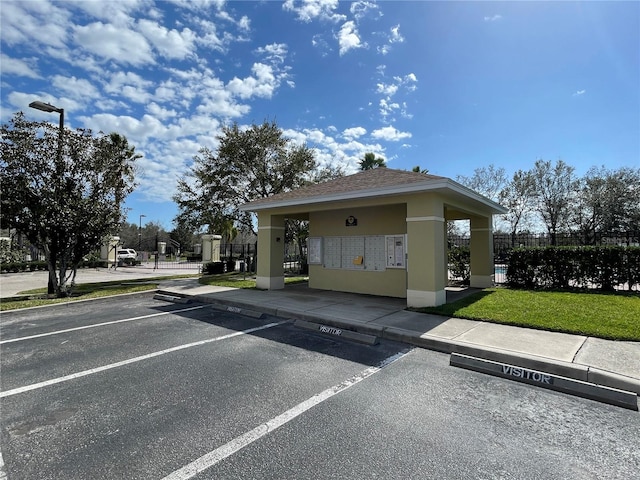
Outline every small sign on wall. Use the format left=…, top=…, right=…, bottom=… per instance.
left=345, top=216, right=358, bottom=227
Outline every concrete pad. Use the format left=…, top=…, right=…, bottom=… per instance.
left=302, top=302, right=398, bottom=323
left=454, top=323, right=588, bottom=362
left=575, top=338, right=640, bottom=381
left=371, top=311, right=480, bottom=339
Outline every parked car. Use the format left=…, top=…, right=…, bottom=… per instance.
left=117, top=248, right=137, bottom=260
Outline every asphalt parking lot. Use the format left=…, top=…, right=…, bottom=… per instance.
left=1, top=293, right=639, bottom=479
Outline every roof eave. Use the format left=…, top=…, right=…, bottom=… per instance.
left=240, top=178, right=507, bottom=215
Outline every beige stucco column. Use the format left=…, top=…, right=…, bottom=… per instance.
left=202, top=234, right=222, bottom=262
left=100, top=236, right=120, bottom=265
left=256, top=212, right=285, bottom=290
left=406, top=196, right=447, bottom=307
left=469, top=215, right=494, bottom=288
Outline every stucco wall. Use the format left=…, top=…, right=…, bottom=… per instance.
left=308, top=204, right=408, bottom=298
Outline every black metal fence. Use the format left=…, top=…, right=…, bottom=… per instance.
left=144, top=243, right=258, bottom=271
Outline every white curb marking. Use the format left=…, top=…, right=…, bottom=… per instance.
left=162, top=348, right=412, bottom=480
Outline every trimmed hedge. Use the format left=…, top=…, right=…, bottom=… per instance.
left=506, top=246, right=640, bottom=291
left=203, top=261, right=225, bottom=275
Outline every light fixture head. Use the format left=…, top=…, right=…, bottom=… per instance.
left=29, top=101, right=63, bottom=114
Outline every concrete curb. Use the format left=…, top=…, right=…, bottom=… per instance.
left=294, top=319, right=379, bottom=345
left=450, top=353, right=638, bottom=411
left=154, top=293, right=191, bottom=304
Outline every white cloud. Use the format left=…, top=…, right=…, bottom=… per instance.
left=0, top=1, right=70, bottom=49
left=350, top=1, right=380, bottom=21
left=226, top=63, right=283, bottom=100
left=283, top=0, right=346, bottom=23
left=72, top=0, right=148, bottom=25
left=283, top=126, right=384, bottom=173
left=371, top=126, right=412, bottom=141
left=374, top=72, right=418, bottom=118
left=337, top=21, right=364, bottom=56
left=136, top=19, right=197, bottom=60
left=238, top=15, right=251, bottom=32
left=83, top=113, right=168, bottom=144
left=377, top=83, right=398, bottom=96
left=51, top=75, right=100, bottom=100
left=484, top=14, right=503, bottom=22
left=73, top=22, right=154, bottom=67
left=343, top=127, right=367, bottom=139
left=255, top=43, right=288, bottom=64
left=146, top=102, right=177, bottom=120
left=389, top=25, right=404, bottom=44
left=0, top=54, right=40, bottom=78
left=103, top=71, right=154, bottom=104
left=573, top=89, right=586, bottom=96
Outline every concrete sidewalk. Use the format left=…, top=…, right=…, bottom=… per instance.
left=157, top=279, right=640, bottom=401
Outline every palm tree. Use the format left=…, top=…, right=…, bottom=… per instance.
left=359, top=152, right=387, bottom=170
left=412, top=165, right=429, bottom=174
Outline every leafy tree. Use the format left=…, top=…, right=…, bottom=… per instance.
left=574, top=166, right=640, bottom=242
left=1, top=113, right=138, bottom=296
left=412, top=165, right=429, bottom=174
left=498, top=169, right=535, bottom=246
left=169, top=223, right=199, bottom=253
left=529, top=159, right=579, bottom=245
left=284, top=163, right=345, bottom=265
left=359, top=152, right=386, bottom=170
left=455, top=164, right=507, bottom=202
left=174, top=120, right=316, bottom=236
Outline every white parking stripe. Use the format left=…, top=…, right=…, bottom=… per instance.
left=0, top=321, right=288, bottom=398
left=0, top=305, right=208, bottom=344
left=162, top=348, right=412, bottom=480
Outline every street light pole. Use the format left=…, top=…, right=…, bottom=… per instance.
left=139, top=214, right=146, bottom=253
left=29, top=100, right=64, bottom=295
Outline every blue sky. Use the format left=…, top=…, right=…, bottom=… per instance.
left=2, top=0, right=638, bottom=230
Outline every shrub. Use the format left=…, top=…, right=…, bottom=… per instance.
left=448, top=246, right=470, bottom=284
left=507, top=245, right=639, bottom=291
left=203, top=261, right=225, bottom=274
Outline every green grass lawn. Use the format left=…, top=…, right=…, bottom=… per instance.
left=0, top=273, right=307, bottom=311
left=417, top=288, right=640, bottom=341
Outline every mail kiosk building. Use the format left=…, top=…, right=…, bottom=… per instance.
left=240, top=168, right=507, bottom=307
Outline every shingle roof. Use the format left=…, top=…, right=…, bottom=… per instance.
left=240, top=167, right=507, bottom=214
left=242, top=168, right=446, bottom=208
